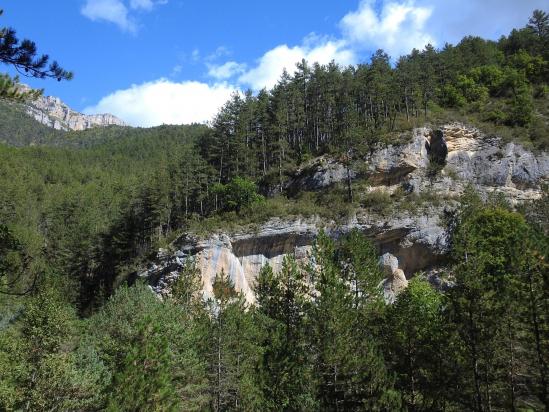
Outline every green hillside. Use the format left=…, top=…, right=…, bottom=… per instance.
left=0, top=100, right=65, bottom=146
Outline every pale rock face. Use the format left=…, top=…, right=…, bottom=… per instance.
left=196, top=244, right=254, bottom=303
left=379, top=253, right=409, bottom=303
left=141, top=123, right=548, bottom=303
left=284, top=156, right=356, bottom=194
left=379, top=253, right=399, bottom=276
left=142, top=229, right=314, bottom=304
left=21, top=86, right=127, bottom=131
left=383, top=269, right=409, bottom=304
left=398, top=123, right=542, bottom=217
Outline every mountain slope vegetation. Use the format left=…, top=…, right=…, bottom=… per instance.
left=0, top=10, right=548, bottom=411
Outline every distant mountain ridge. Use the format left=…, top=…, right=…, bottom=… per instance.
left=20, top=84, right=127, bottom=131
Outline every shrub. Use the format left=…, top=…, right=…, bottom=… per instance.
left=360, top=189, right=393, bottom=215
left=214, top=177, right=264, bottom=213
left=439, top=84, right=466, bottom=107
left=505, top=86, right=534, bottom=126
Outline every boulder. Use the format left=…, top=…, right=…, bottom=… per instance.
left=379, top=253, right=399, bottom=276
left=378, top=253, right=409, bottom=303
left=391, top=269, right=408, bottom=293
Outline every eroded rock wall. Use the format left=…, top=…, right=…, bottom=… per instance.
left=140, top=123, right=548, bottom=303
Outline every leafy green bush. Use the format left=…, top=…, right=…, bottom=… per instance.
left=213, top=176, right=264, bottom=213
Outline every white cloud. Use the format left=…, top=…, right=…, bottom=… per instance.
left=84, top=79, right=236, bottom=127
left=239, top=40, right=355, bottom=90
left=414, top=0, right=548, bottom=45
left=205, top=46, right=232, bottom=62
left=207, top=61, right=247, bottom=80
left=129, top=0, right=154, bottom=10
left=129, top=0, right=167, bottom=11
left=341, top=0, right=435, bottom=58
left=235, top=0, right=435, bottom=91
left=81, top=0, right=136, bottom=33
left=81, top=0, right=167, bottom=32
left=338, top=0, right=548, bottom=59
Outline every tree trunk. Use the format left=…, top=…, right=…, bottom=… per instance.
left=346, top=162, right=353, bottom=203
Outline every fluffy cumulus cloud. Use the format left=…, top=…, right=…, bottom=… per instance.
left=341, top=0, right=434, bottom=58
left=84, top=79, right=236, bottom=127
left=220, top=0, right=546, bottom=91
left=81, top=0, right=135, bottom=32
left=238, top=40, right=355, bottom=90
left=81, top=0, right=166, bottom=32
left=223, top=0, right=434, bottom=90
left=207, top=61, right=247, bottom=80
left=338, top=0, right=547, bottom=59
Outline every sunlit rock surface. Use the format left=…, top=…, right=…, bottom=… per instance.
left=21, top=85, right=127, bottom=131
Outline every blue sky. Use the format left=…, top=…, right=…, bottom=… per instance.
left=2, top=0, right=546, bottom=126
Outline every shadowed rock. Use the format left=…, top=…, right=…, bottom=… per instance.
left=425, top=129, right=448, bottom=169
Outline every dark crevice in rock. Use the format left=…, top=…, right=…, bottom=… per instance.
left=426, top=129, right=448, bottom=176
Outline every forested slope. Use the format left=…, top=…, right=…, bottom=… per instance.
left=0, top=100, right=64, bottom=146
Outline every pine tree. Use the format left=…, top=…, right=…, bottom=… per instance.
left=384, top=278, right=448, bottom=411
left=0, top=9, right=72, bottom=101
left=527, top=10, right=549, bottom=40
left=20, top=276, right=110, bottom=411
left=447, top=203, right=542, bottom=410
left=310, top=231, right=401, bottom=410
left=107, top=317, right=181, bottom=412
left=255, top=258, right=317, bottom=410
left=205, top=270, right=263, bottom=411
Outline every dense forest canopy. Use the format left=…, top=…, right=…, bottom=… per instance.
left=0, top=9, right=548, bottom=411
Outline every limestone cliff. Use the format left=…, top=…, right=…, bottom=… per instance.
left=21, top=85, right=127, bottom=131
left=139, top=123, right=548, bottom=303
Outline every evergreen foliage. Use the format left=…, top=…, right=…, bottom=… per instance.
left=0, top=195, right=547, bottom=410
left=309, top=231, right=400, bottom=410
left=107, top=317, right=181, bottom=412
left=254, top=258, right=317, bottom=410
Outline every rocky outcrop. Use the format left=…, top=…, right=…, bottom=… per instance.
left=140, top=220, right=317, bottom=303
left=21, top=85, right=127, bottom=131
left=366, top=124, right=548, bottom=202
left=293, top=124, right=548, bottom=202
left=141, top=210, right=448, bottom=303
left=140, top=123, right=548, bottom=302
left=284, top=157, right=356, bottom=194
left=379, top=253, right=408, bottom=303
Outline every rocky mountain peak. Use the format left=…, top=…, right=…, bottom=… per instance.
left=19, top=84, right=127, bottom=131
